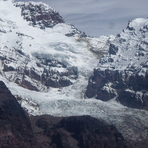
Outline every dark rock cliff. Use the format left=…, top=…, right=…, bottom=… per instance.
left=31, top=115, right=128, bottom=148
left=15, top=2, right=64, bottom=28
left=0, top=81, right=36, bottom=147
left=86, top=68, right=148, bottom=110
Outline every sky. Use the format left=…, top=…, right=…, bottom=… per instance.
left=15, top=0, right=148, bottom=37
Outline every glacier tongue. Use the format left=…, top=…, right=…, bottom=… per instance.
left=2, top=75, right=148, bottom=142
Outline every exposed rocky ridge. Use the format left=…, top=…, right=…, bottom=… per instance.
left=31, top=115, right=129, bottom=148
left=0, top=81, right=36, bottom=147
left=0, top=80, right=129, bottom=148
left=0, top=45, right=78, bottom=90
left=15, top=2, right=64, bottom=28
left=86, top=18, right=148, bottom=110
left=15, top=1, right=87, bottom=37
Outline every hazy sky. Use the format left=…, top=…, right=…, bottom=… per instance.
left=15, top=0, right=148, bottom=37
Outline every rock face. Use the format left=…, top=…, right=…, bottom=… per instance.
left=0, top=81, right=129, bottom=148
left=31, top=115, right=128, bottom=148
left=0, top=81, right=35, bottom=147
left=86, top=18, right=148, bottom=110
left=15, top=2, right=64, bottom=28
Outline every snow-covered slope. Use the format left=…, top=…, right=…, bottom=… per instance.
left=0, top=0, right=148, bottom=143
left=99, top=18, right=148, bottom=71
left=0, top=0, right=112, bottom=106
left=86, top=18, right=148, bottom=109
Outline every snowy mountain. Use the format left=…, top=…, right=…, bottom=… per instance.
left=0, top=0, right=148, bottom=145
left=0, top=0, right=113, bottom=107
left=86, top=18, right=148, bottom=110
left=0, top=0, right=109, bottom=89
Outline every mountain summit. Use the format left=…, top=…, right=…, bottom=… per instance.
left=15, top=1, right=64, bottom=28
left=86, top=18, right=148, bottom=110
left=0, top=0, right=112, bottom=102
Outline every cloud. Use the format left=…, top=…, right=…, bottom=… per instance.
left=15, top=0, right=148, bottom=37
